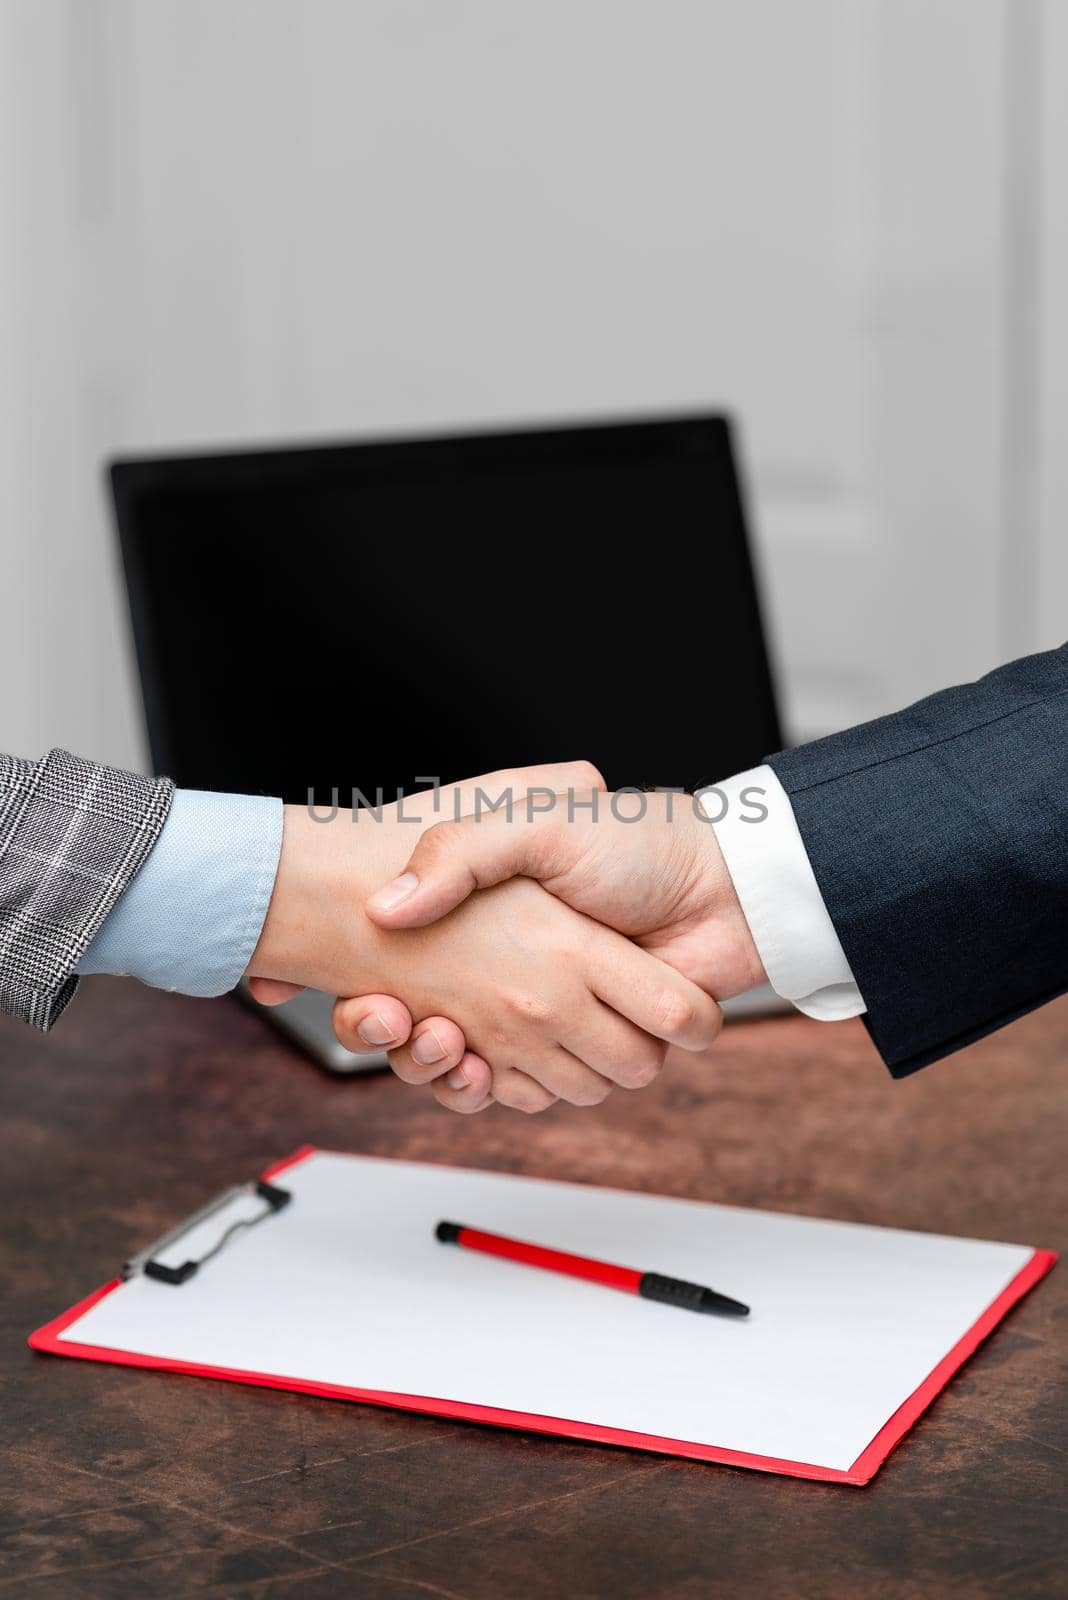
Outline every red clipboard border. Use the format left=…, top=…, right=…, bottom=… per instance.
left=28, top=1145, right=1057, bottom=1486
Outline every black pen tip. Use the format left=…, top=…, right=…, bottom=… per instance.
left=700, top=1289, right=750, bottom=1318
left=435, top=1220, right=462, bottom=1244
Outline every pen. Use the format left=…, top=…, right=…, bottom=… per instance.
left=435, top=1221, right=749, bottom=1318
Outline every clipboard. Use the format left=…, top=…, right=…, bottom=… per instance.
left=29, top=1146, right=1056, bottom=1486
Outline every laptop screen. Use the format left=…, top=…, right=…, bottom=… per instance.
left=111, top=416, right=782, bottom=805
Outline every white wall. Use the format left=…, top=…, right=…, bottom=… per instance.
left=1, top=0, right=1062, bottom=770
left=1037, top=0, right=1068, bottom=651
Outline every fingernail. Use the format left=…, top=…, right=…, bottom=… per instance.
left=411, top=1029, right=447, bottom=1066
left=368, top=872, right=419, bottom=913
left=446, top=1063, right=469, bottom=1089
left=357, top=1012, right=397, bottom=1047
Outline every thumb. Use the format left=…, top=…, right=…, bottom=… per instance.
left=365, top=806, right=569, bottom=928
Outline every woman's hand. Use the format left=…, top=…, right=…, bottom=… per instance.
left=330, top=997, right=495, bottom=1113
left=332, top=876, right=720, bottom=1113
left=247, top=763, right=602, bottom=1105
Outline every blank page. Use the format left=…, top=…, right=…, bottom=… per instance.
left=58, top=1151, right=1035, bottom=1474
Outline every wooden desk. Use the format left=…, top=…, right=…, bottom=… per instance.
left=2, top=978, right=1065, bottom=1598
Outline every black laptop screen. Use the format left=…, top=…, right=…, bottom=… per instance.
left=112, top=416, right=782, bottom=804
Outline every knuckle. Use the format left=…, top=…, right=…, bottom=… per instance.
left=439, top=1088, right=489, bottom=1115
left=479, top=767, right=511, bottom=790
left=488, top=1069, right=523, bottom=1108
left=550, top=930, right=583, bottom=966
left=493, top=1071, right=553, bottom=1114
left=519, top=1094, right=555, bottom=1115
left=503, top=989, right=555, bottom=1028
left=621, top=1042, right=665, bottom=1089
left=574, top=759, right=606, bottom=791
left=417, top=818, right=460, bottom=864
left=496, top=767, right=535, bottom=795
left=569, top=1075, right=613, bottom=1107
left=704, top=1002, right=724, bottom=1044
left=654, top=988, right=696, bottom=1038
left=387, top=1051, right=425, bottom=1085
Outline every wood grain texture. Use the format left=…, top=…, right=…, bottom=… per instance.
left=1, top=977, right=1066, bottom=1598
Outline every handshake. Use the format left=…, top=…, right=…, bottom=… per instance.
left=246, top=762, right=766, bottom=1115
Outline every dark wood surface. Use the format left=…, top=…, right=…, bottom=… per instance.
left=2, top=977, right=1066, bottom=1598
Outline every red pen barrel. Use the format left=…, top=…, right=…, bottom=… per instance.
left=455, top=1225, right=642, bottom=1294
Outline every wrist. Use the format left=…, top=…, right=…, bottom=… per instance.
left=247, top=805, right=377, bottom=994
left=689, top=814, right=768, bottom=997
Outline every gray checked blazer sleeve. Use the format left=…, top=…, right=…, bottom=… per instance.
left=0, top=750, right=173, bottom=1030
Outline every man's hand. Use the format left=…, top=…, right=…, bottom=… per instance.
left=333, top=789, right=765, bottom=1109
left=364, top=789, right=765, bottom=992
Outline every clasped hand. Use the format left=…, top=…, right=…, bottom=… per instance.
left=246, top=765, right=764, bottom=1115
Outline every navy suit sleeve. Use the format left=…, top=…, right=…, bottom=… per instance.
left=766, top=645, right=1068, bottom=1076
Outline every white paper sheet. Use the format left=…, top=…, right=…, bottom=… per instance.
left=60, top=1151, right=1034, bottom=1472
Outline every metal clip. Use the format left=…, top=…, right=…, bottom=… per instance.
left=122, top=1179, right=291, bottom=1285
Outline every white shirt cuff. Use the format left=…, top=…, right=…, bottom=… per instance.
left=699, top=766, right=866, bottom=1021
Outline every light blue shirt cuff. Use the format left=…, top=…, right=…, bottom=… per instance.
left=77, top=789, right=284, bottom=997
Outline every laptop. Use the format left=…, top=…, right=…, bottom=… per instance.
left=110, top=414, right=786, bottom=1071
